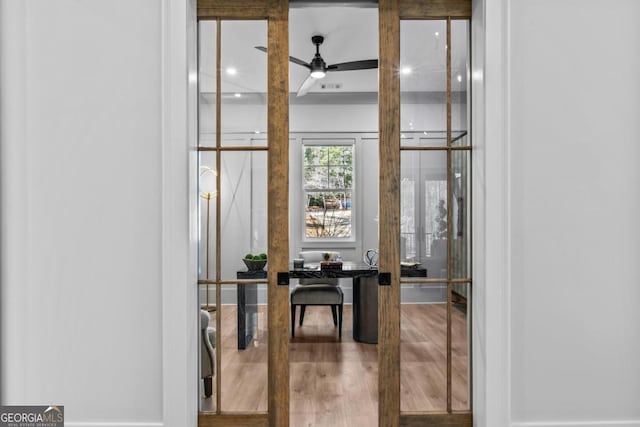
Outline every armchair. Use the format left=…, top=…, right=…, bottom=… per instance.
left=200, top=310, right=216, bottom=398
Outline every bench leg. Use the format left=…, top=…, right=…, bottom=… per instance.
left=331, top=305, right=338, bottom=326
left=299, top=305, right=306, bottom=326
left=338, top=304, right=343, bottom=338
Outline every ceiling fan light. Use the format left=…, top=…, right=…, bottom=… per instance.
left=310, top=56, right=326, bottom=79
left=310, top=70, right=326, bottom=79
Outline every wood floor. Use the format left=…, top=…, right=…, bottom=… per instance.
left=201, top=303, right=469, bottom=426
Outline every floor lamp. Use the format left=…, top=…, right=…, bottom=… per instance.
left=200, top=166, right=217, bottom=312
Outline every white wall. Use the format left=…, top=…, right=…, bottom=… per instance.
left=210, top=99, right=467, bottom=134
left=509, top=0, right=640, bottom=424
left=6, top=1, right=639, bottom=426
left=476, top=0, right=640, bottom=426
left=0, top=1, right=196, bottom=425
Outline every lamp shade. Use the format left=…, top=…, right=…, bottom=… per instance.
left=199, top=166, right=217, bottom=198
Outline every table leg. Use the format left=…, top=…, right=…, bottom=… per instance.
left=352, top=276, right=378, bottom=344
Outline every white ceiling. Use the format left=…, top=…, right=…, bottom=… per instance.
left=199, top=6, right=469, bottom=96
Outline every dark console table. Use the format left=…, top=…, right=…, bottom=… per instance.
left=289, top=264, right=427, bottom=343
left=236, top=264, right=426, bottom=348
left=236, top=270, right=266, bottom=349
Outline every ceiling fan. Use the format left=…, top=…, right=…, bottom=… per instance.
left=255, top=35, right=378, bottom=97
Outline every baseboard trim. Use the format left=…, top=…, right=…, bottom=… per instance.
left=65, top=422, right=164, bottom=427
left=511, top=420, right=640, bottom=427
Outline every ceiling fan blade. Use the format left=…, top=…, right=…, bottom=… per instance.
left=296, top=74, right=318, bottom=97
left=327, top=59, right=378, bottom=72
left=289, top=56, right=311, bottom=69
left=254, top=46, right=310, bottom=69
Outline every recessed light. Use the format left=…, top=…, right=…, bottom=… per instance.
left=401, top=67, right=412, bottom=75
left=226, top=67, right=237, bottom=76
left=435, top=31, right=440, bottom=37
left=254, top=130, right=260, bottom=134
left=457, top=74, right=462, bottom=82
left=234, top=93, right=242, bottom=98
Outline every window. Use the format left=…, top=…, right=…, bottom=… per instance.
left=303, top=144, right=354, bottom=239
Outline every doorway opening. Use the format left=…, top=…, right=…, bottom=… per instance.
left=195, top=1, right=472, bottom=426
left=287, top=6, right=380, bottom=424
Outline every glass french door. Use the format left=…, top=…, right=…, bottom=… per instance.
left=196, top=1, right=471, bottom=426
left=197, top=2, right=289, bottom=426
left=379, top=2, right=472, bottom=427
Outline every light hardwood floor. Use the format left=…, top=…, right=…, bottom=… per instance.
left=201, top=303, right=469, bottom=425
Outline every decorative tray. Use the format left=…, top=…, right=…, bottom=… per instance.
left=320, top=261, right=344, bottom=270
left=400, top=261, right=421, bottom=268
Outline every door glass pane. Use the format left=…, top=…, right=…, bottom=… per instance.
left=220, top=283, right=269, bottom=412
left=199, top=152, right=218, bottom=283
left=220, top=151, right=268, bottom=281
left=452, top=150, right=470, bottom=279
left=451, top=282, right=471, bottom=411
left=400, top=20, right=447, bottom=147
left=400, top=284, right=448, bottom=412
left=199, top=304, right=218, bottom=412
left=197, top=18, right=269, bottom=414
left=401, top=150, right=448, bottom=277
left=199, top=21, right=217, bottom=148
left=451, top=20, right=470, bottom=147
left=220, top=21, right=268, bottom=147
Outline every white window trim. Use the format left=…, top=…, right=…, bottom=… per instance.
left=299, top=136, right=358, bottom=245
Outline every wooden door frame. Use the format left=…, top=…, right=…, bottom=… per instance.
left=378, top=1, right=472, bottom=427
left=377, top=3, right=401, bottom=427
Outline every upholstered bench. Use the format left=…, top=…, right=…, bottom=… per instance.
left=291, top=284, right=343, bottom=337
left=290, top=251, right=344, bottom=338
